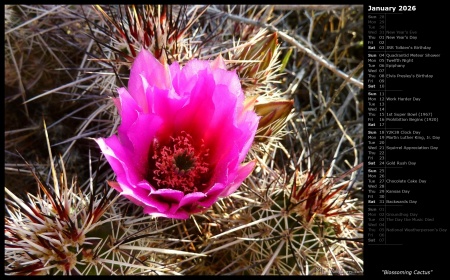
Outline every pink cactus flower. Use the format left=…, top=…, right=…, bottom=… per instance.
left=95, top=50, right=259, bottom=219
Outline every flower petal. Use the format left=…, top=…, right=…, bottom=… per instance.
left=144, top=87, right=187, bottom=141
left=236, top=110, right=260, bottom=162
left=221, top=160, right=256, bottom=197
left=143, top=206, right=190, bottom=219
left=95, top=136, right=141, bottom=187
left=203, top=84, right=241, bottom=164
left=178, top=192, right=207, bottom=208
left=116, top=87, right=141, bottom=148
left=173, top=70, right=216, bottom=140
left=126, top=113, right=163, bottom=174
left=198, top=183, right=226, bottom=207
left=212, top=68, right=244, bottom=102
left=210, top=54, right=227, bottom=70
left=128, top=49, right=171, bottom=110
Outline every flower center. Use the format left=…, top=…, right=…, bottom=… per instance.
left=149, top=131, right=210, bottom=194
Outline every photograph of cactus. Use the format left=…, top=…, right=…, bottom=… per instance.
left=5, top=5, right=364, bottom=275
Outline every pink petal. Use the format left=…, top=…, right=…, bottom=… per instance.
left=178, top=192, right=207, bottom=208
left=209, top=144, right=239, bottom=186
left=210, top=54, right=227, bottom=70
left=112, top=97, right=121, bottom=114
left=235, top=110, right=259, bottom=162
left=151, top=188, right=185, bottom=203
left=128, top=49, right=171, bottom=109
left=198, top=183, right=226, bottom=207
left=145, top=189, right=185, bottom=214
left=126, top=113, right=163, bottom=173
left=95, top=136, right=142, bottom=187
left=212, top=68, right=244, bottom=102
left=120, top=192, right=147, bottom=208
left=108, top=181, right=122, bottom=192
left=116, top=87, right=141, bottom=140
left=136, top=180, right=154, bottom=191
left=173, top=71, right=216, bottom=140
left=203, top=84, right=241, bottom=164
left=171, top=60, right=210, bottom=97
left=169, top=61, right=181, bottom=83
left=220, top=160, right=256, bottom=197
left=143, top=206, right=190, bottom=219
left=120, top=187, right=180, bottom=214
left=142, top=205, right=162, bottom=216
left=144, top=87, right=187, bottom=141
